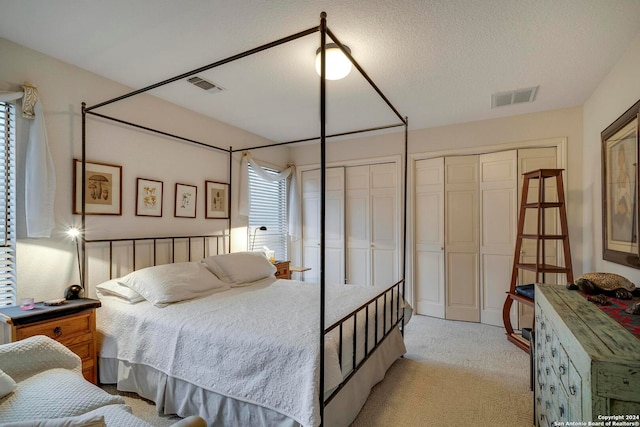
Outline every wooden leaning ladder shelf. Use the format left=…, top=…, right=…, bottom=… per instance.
left=502, top=169, right=574, bottom=353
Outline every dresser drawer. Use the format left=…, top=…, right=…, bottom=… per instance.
left=15, top=311, right=92, bottom=343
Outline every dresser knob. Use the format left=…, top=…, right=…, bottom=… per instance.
left=559, top=364, right=566, bottom=375
left=551, top=348, right=556, bottom=357
left=53, top=326, right=62, bottom=337
left=559, top=405, right=565, bottom=417
left=569, top=385, right=577, bottom=396
left=549, top=384, right=555, bottom=394
left=546, top=367, right=551, bottom=375
left=546, top=334, right=551, bottom=342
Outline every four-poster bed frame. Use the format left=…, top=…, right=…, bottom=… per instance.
left=79, top=12, right=409, bottom=426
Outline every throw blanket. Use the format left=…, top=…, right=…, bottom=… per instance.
left=98, top=279, right=404, bottom=427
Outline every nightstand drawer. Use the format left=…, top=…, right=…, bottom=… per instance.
left=15, top=311, right=92, bottom=342
left=67, top=339, right=94, bottom=360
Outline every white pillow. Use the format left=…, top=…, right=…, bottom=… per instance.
left=118, top=262, right=230, bottom=307
left=1, top=414, right=105, bottom=427
left=0, top=368, right=16, bottom=398
left=95, top=279, right=145, bottom=304
left=201, top=252, right=276, bottom=286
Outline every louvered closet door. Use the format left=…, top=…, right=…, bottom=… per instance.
left=414, top=157, right=445, bottom=317
left=301, top=168, right=345, bottom=285
left=445, top=156, right=480, bottom=322
left=479, top=150, right=518, bottom=327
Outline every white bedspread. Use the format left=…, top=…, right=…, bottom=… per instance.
left=97, top=278, right=404, bottom=427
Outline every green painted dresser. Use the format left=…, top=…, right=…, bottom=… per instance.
left=534, top=284, right=640, bottom=426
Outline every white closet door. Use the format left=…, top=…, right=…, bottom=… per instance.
left=346, top=165, right=371, bottom=285
left=414, top=157, right=445, bottom=317
left=479, top=150, right=517, bottom=327
left=517, top=147, right=558, bottom=329
left=302, top=169, right=321, bottom=279
left=326, top=168, right=345, bottom=285
left=301, top=168, right=345, bottom=284
left=445, top=156, right=480, bottom=322
left=370, top=163, right=398, bottom=287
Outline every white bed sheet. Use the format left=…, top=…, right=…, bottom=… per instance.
left=97, top=277, right=408, bottom=427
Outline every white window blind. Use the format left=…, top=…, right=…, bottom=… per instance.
left=0, top=102, right=17, bottom=307
left=248, top=164, right=287, bottom=260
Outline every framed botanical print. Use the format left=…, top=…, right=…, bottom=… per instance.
left=136, top=178, right=163, bottom=217
left=73, top=159, right=122, bottom=215
left=175, top=183, right=197, bottom=218
left=601, top=99, right=640, bottom=268
left=205, top=181, right=229, bottom=219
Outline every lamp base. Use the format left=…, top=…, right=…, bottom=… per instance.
left=64, top=284, right=82, bottom=300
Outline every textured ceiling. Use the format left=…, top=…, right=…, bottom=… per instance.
left=1, top=0, right=640, bottom=143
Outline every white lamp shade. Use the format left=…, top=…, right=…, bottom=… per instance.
left=315, top=44, right=352, bottom=80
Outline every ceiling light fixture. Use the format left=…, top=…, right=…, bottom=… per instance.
left=315, top=43, right=352, bottom=80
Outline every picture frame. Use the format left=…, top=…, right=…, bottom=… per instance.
left=601, top=98, right=640, bottom=269
left=73, top=159, right=122, bottom=215
left=205, top=181, right=229, bottom=219
left=174, top=183, right=197, bottom=218
left=136, top=178, right=163, bottom=217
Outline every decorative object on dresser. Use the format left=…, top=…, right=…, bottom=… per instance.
left=136, top=178, right=163, bottom=217
left=574, top=272, right=636, bottom=300
left=73, top=159, right=122, bottom=215
left=601, top=98, right=640, bottom=269
left=503, top=169, right=574, bottom=353
left=0, top=298, right=101, bottom=384
left=274, top=260, right=291, bottom=280
left=534, top=284, right=640, bottom=426
left=174, top=183, right=197, bottom=218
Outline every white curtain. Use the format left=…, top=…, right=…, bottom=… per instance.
left=238, top=152, right=301, bottom=241
left=0, top=84, right=56, bottom=238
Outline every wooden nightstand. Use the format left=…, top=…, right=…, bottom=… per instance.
left=274, top=260, right=291, bottom=280
left=0, top=298, right=101, bottom=384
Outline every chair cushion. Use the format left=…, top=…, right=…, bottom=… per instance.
left=0, top=369, right=124, bottom=423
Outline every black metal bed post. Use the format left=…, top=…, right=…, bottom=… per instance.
left=402, top=117, right=408, bottom=334
left=81, top=102, right=87, bottom=294
left=319, top=11, right=327, bottom=426
left=228, top=146, right=233, bottom=254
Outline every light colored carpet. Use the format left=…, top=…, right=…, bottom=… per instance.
left=101, top=314, right=533, bottom=426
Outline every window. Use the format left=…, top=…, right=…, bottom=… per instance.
left=248, top=164, right=287, bottom=260
left=0, top=102, right=16, bottom=306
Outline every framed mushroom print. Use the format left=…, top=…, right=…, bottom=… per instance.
left=601, top=98, right=640, bottom=269
left=205, top=181, right=229, bottom=219
left=136, top=178, right=163, bottom=217
left=73, top=159, right=122, bottom=215
left=175, top=183, right=197, bottom=218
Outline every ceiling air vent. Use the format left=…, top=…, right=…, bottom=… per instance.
left=491, top=86, right=538, bottom=108
left=187, top=76, right=224, bottom=93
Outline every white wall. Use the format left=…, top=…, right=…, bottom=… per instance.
left=583, top=32, right=640, bottom=282
left=1, top=37, right=286, bottom=301
left=291, top=107, right=585, bottom=282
